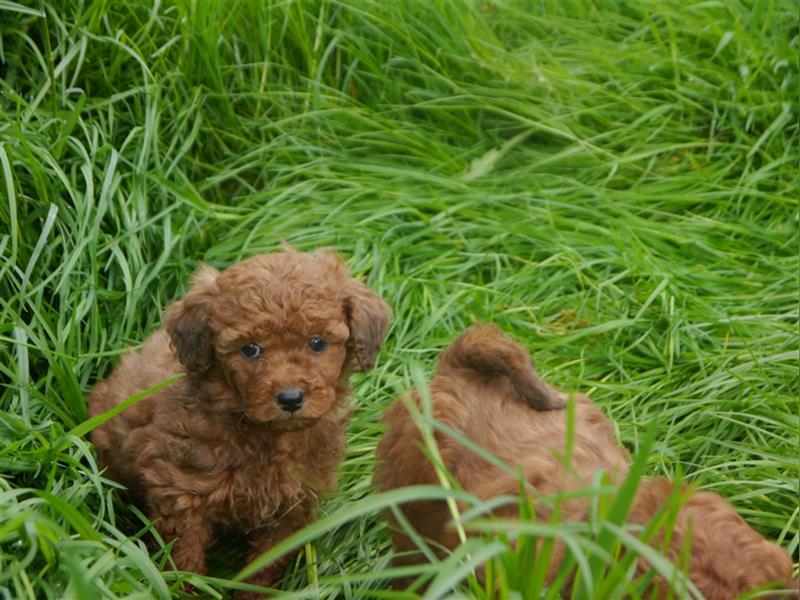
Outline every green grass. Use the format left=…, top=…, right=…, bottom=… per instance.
left=1, top=0, right=798, bottom=597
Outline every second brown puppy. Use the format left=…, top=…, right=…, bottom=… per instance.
left=374, top=324, right=795, bottom=599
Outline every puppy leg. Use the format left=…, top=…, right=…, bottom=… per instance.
left=629, top=478, right=796, bottom=599
left=437, top=324, right=565, bottom=411
left=237, top=504, right=312, bottom=599
left=155, top=506, right=213, bottom=575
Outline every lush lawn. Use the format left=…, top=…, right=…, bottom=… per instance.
left=0, top=0, right=797, bottom=597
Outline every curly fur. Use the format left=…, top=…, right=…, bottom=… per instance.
left=89, top=249, right=390, bottom=596
left=373, top=324, right=796, bottom=598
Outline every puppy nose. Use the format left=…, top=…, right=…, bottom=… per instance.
left=275, top=388, right=304, bottom=413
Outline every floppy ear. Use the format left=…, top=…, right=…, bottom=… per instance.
left=343, top=278, right=391, bottom=371
left=164, top=264, right=220, bottom=373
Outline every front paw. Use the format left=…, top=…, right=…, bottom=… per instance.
left=235, top=589, right=269, bottom=600
left=235, top=556, right=291, bottom=599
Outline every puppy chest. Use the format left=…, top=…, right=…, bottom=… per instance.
left=201, top=454, right=325, bottom=528
left=166, top=431, right=338, bottom=528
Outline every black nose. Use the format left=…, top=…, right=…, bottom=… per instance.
left=275, top=389, right=304, bottom=413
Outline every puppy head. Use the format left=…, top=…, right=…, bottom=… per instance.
left=165, top=249, right=391, bottom=427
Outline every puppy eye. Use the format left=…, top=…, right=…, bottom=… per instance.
left=308, top=336, right=327, bottom=353
left=240, top=343, right=263, bottom=360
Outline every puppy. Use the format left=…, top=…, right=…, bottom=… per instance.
left=89, top=249, right=390, bottom=595
left=374, top=324, right=795, bottom=598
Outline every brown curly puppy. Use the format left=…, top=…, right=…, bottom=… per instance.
left=89, top=249, right=390, bottom=595
left=374, top=324, right=796, bottom=599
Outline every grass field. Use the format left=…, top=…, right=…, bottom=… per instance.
left=1, top=0, right=798, bottom=597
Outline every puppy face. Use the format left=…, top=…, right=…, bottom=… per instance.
left=221, top=317, right=349, bottom=426
left=165, top=250, right=391, bottom=427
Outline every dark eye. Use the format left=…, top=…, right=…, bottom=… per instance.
left=308, top=336, right=327, bottom=353
left=240, top=343, right=263, bottom=360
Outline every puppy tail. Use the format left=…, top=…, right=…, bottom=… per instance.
left=437, top=324, right=565, bottom=411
